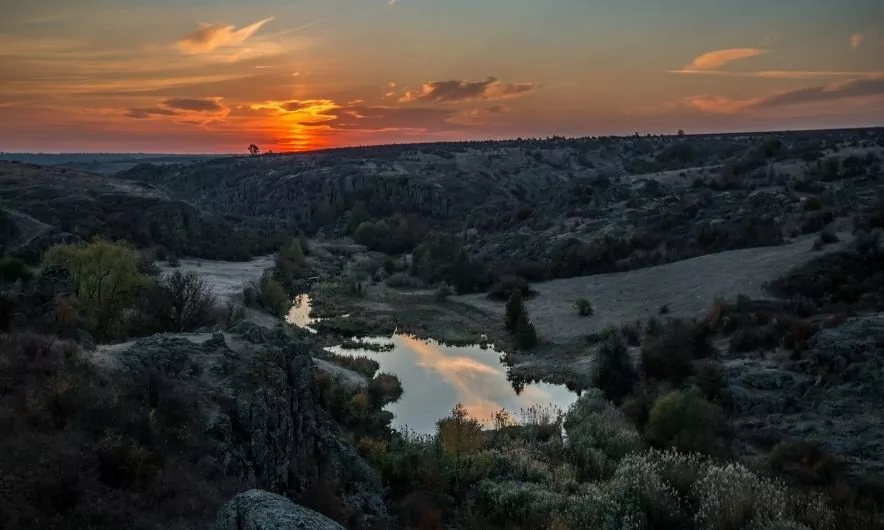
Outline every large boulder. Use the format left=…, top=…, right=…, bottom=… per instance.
left=216, top=490, right=343, bottom=530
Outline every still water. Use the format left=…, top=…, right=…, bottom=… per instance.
left=288, top=295, right=579, bottom=434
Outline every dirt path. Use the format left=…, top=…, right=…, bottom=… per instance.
left=456, top=235, right=849, bottom=344
left=1, top=207, right=53, bottom=250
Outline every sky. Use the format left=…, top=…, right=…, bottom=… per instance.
left=1, top=0, right=883, bottom=153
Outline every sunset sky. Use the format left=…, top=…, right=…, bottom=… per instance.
left=1, top=0, right=883, bottom=153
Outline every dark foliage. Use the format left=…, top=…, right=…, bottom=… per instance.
left=0, top=333, right=239, bottom=529
left=768, top=232, right=884, bottom=310
left=592, top=329, right=638, bottom=403
left=487, top=275, right=532, bottom=301
left=641, top=319, right=712, bottom=384
left=138, top=270, right=216, bottom=333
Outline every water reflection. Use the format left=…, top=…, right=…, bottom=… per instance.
left=286, top=294, right=317, bottom=333
left=327, top=335, right=578, bottom=434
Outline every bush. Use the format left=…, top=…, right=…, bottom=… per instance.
left=434, top=282, right=453, bottom=302
left=139, top=270, right=216, bottom=332
left=488, top=275, right=531, bottom=301
left=647, top=389, right=729, bottom=457
left=0, top=257, right=33, bottom=285
left=592, top=329, right=637, bottom=403
left=368, top=372, right=403, bottom=406
left=325, top=353, right=380, bottom=378
left=575, top=298, right=594, bottom=317
left=695, top=363, right=731, bottom=409
left=564, top=389, right=644, bottom=480
left=386, top=272, right=423, bottom=289
left=641, top=319, right=710, bottom=383
left=768, top=441, right=838, bottom=486
left=244, top=273, right=289, bottom=317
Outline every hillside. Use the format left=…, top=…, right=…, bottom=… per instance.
left=0, top=162, right=286, bottom=262
left=115, top=129, right=884, bottom=282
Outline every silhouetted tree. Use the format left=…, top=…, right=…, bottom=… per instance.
left=248, top=144, right=260, bottom=156
left=505, top=289, right=525, bottom=332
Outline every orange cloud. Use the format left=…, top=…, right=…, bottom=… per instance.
left=398, top=77, right=537, bottom=104
left=683, top=48, right=767, bottom=70
left=850, top=33, right=864, bottom=50
left=177, top=18, right=274, bottom=54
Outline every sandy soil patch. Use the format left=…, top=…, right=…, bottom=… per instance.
left=158, top=255, right=275, bottom=301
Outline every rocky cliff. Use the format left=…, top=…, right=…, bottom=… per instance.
left=92, top=321, right=386, bottom=525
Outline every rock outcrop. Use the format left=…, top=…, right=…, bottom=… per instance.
left=215, top=490, right=344, bottom=530
left=725, top=315, right=884, bottom=478
left=91, top=321, right=386, bottom=524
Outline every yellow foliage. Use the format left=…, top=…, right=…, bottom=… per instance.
left=438, top=403, right=484, bottom=456
left=43, top=240, right=145, bottom=339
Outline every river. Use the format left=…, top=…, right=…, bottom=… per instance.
left=288, top=295, right=579, bottom=433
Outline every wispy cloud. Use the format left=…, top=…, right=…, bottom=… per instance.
left=687, top=76, right=884, bottom=114
left=850, top=33, right=864, bottom=50
left=669, top=69, right=883, bottom=80
left=398, top=77, right=538, bottom=104
left=177, top=18, right=274, bottom=54
left=124, top=97, right=230, bottom=123
left=683, top=48, right=767, bottom=71
left=163, top=97, right=227, bottom=112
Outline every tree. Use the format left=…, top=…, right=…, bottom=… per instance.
left=592, top=329, right=637, bottom=402
left=275, top=237, right=306, bottom=286
left=151, top=271, right=216, bottom=332
left=43, top=240, right=145, bottom=339
left=505, top=289, right=525, bottom=332
left=514, top=311, right=538, bottom=349
left=248, top=144, right=260, bottom=156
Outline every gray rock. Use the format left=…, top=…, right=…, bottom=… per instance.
left=215, top=490, right=343, bottom=530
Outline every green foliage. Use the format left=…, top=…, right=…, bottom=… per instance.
left=244, top=273, right=289, bottom=317
left=43, top=240, right=146, bottom=340
left=575, top=297, right=594, bottom=317
left=0, top=257, right=33, bottom=284
left=647, top=389, right=729, bottom=456
left=592, top=329, right=638, bottom=403
left=564, top=389, right=644, bottom=480
left=354, top=215, right=423, bottom=254
left=504, top=289, right=524, bottom=332
left=274, top=236, right=307, bottom=290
